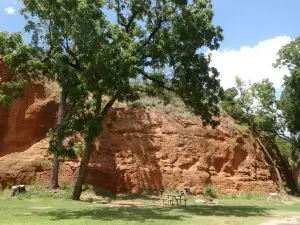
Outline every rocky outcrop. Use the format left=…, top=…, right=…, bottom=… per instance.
left=0, top=64, right=278, bottom=193
left=0, top=107, right=277, bottom=193
left=86, top=108, right=277, bottom=194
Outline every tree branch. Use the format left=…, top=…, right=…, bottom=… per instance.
left=137, top=69, right=174, bottom=92
left=41, top=1, right=54, bottom=63
left=124, top=11, right=137, bottom=33
left=277, top=132, right=299, bottom=148
left=136, top=19, right=162, bottom=53
left=100, top=97, right=117, bottom=119
left=61, top=44, right=82, bottom=71
left=116, top=0, right=124, bottom=26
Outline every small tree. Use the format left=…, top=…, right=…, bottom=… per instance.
left=274, top=37, right=300, bottom=187
left=221, top=76, right=299, bottom=194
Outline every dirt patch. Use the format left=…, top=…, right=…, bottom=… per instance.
left=260, top=217, right=300, bottom=225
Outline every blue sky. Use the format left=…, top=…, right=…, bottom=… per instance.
left=0, top=0, right=298, bottom=98
left=212, top=0, right=300, bottom=50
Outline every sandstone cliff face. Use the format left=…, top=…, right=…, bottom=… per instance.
left=0, top=68, right=278, bottom=193
left=87, top=108, right=277, bottom=194
left=0, top=59, right=58, bottom=156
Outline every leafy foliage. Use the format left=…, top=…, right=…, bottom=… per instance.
left=204, top=184, right=217, bottom=199
left=274, top=37, right=300, bottom=172
left=221, top=76, right=282, bottom=140
left=0, top=32, right=29, bottom=107
left=221, top=76, right=300, bottom=194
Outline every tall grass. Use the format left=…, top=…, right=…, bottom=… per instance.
left=0, top=184, right=73, bottom=200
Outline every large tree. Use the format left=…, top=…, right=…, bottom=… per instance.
left=18, top=0, right=224, bottom=200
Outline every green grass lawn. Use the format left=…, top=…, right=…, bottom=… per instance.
left=0, top=187, right=300, bottom=225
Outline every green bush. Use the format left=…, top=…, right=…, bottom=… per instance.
left=204, top=185, right=217, bottom=199
left=73, top=142, right=83, bottom=157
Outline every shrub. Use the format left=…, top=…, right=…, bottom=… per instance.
left=73, top=142, right=83, bottom=157
left=204, top=185, right=217, bottom=199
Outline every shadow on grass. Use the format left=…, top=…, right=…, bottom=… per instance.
left=37, top=204, right=270, bottom=222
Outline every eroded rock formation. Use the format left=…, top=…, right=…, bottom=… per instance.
left=0, top=63, right=279, bottom=193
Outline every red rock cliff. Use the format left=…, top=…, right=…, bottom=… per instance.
left=0, top=68, right=278, bottom=193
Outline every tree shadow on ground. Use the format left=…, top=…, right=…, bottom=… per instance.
left=37, top=204, right=270, bottom=222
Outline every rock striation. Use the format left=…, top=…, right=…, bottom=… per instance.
left=0, top=61, right=278, bottom=193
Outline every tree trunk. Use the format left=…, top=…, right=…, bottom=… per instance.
left=72, top=140, right=93, bottom=200
left=72, top=94, right=117, bottom=200
left=256, top=137, right=284, bottom=192
left=49, top=87, right=67, bottom=189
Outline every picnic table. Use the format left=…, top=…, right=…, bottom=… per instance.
left=161, top=193, right=187, bottom=206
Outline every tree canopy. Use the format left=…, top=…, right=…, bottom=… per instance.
left=274, top=37, right=300, bottom=139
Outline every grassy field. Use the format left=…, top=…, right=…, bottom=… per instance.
left=0, top=186, right=300, bottom=225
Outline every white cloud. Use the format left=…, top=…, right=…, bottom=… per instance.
left=208, top=36, right=291, bottom=89
left=4, top=6, right=16, bottom=15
